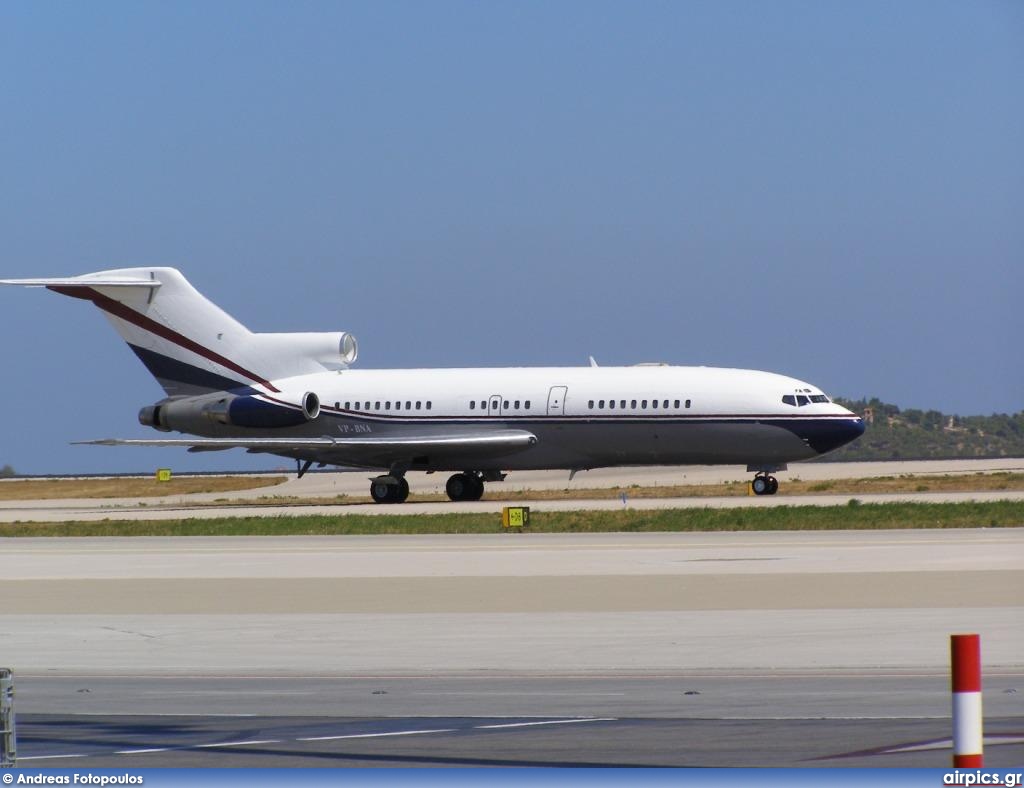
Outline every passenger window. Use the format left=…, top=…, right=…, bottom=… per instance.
left=525, top=401, right=531, bottom=409
left=631, top=399, right=637, bottom=409
left=782, top=395, right=796, bottom=406
left=426, top=401, right=432, bottom=410
left=652, top=399, right=658, bottom=409
left=620, top=400, right=626, bottom=409
left=416, top=401, right=422, bottom=410
left=386, top=401, right=391, bottom=410
left=470, top=401, right=475, bottom=410
left=514, top=400, right=520, bottom=409
left=641, top=400, right=647, bottom=409
left=396, top=401, right=401, bottom=410
left=375, top=402, right=381, bottom=410
left=589, top=400, right=594, bottom=409
left=685, top=399, right=691, bottom=408
left=609, top=400, right=615, bottom=409
left=365, top=402, right=371, bottom=410
left=503, top=400, right=509, bottom=409
left=599, top=399, right=605, bottom=408
left=663, top=400, right=669, bottom=409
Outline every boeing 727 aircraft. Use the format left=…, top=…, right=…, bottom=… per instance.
left=2, top=268, right=864, bottom=502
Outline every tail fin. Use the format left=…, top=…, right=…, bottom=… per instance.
left=1, top=267, right=357, bottom=396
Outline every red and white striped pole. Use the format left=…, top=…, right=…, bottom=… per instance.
left=951, top=633, right=983, bottom=767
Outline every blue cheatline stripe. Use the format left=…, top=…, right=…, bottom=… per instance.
left=318, top=410, right=860, bottom=427
left=128, top=344, right=252, bottom=394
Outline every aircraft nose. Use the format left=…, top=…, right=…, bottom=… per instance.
left=808, top=416, right=865, bottom=455
left=788, top=415, right=865, bottom=455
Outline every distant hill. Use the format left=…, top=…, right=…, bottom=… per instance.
left=824, top=398, right=1024, bottom=461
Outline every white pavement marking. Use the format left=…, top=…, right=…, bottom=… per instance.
left=882, top=734, right=1024, bottom=754
left=116, top=748, right=173, bottom=754
left=18, top=754, right=88, bottom=761
left=297, top=728, right=456, bottom=742
left=193, top=739, right=281, bottom=748
left=475, top=718, right=617, bottom=729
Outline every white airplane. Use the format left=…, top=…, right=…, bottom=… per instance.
left=2, top=267, right=864, bottom=502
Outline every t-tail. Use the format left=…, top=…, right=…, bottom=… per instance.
left=0, top=267, right=358, bottom=397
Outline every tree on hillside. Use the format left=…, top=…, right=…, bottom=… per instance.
left=0, top=464, right=15, bottom=478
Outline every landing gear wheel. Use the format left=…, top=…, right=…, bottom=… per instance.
left=751, top=474, right=779, bottom=496
left=370, top=480, right=392, bottom=503
left=446, top=472, right=485, bottom=502
left=370, top=476, right=409, bottom=504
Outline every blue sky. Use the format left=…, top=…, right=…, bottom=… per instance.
left=1, top=1, right=1021, bottom=474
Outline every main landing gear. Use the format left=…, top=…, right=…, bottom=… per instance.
left=368, top=471, right=497, bottom=503
left=751, top=473, right=779, bottom=496
left=445, top=472, right=485, bottom=502
left=369, top=475, right=409, bottom=504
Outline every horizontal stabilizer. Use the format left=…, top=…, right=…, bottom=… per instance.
left=0, top=275, right=160, bottom=288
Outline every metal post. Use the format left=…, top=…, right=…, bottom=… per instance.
left=951, top=634, right=983, bottom=767
left=0, top=668, right=15, bottom=768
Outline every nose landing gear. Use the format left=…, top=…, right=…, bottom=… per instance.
left=748, top=464, right=785, bottom=496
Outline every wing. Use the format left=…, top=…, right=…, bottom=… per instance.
left=75, top=429, right=539, bottom=470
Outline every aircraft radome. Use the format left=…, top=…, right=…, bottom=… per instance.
left=2, top=268, right=864, bottom=502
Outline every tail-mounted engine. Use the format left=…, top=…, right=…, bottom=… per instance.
left=139, top=391, right=321, bottom=432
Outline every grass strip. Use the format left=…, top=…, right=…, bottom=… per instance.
left=1, top=500, right=1020, bottom=537
left=0, top=475, right=286, bottom=500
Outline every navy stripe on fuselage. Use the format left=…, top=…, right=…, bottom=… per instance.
left=128, top=344, right=254, bottom=395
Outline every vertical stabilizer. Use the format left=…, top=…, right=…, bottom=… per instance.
left=1, top=268, right=355, bottom=396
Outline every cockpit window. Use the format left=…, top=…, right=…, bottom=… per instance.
left=782, top=395, right=796, bottom=406
left=796, top=395, right=809, bottom=406
left=810, top=394, right=829, bottom=403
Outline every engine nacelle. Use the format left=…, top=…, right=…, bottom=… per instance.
left=138, top=404, right=172, bottom=432
left=139, top=392, right=321, bottom=432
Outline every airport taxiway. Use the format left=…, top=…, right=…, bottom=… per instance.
left=5, top=527, right=1024, bottom=766
left=4, top=459, right=1023, bottom=766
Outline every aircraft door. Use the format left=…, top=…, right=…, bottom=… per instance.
left=547, top=386, right=568, bottom=416
left=488, top=395, right=502, bottom=416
